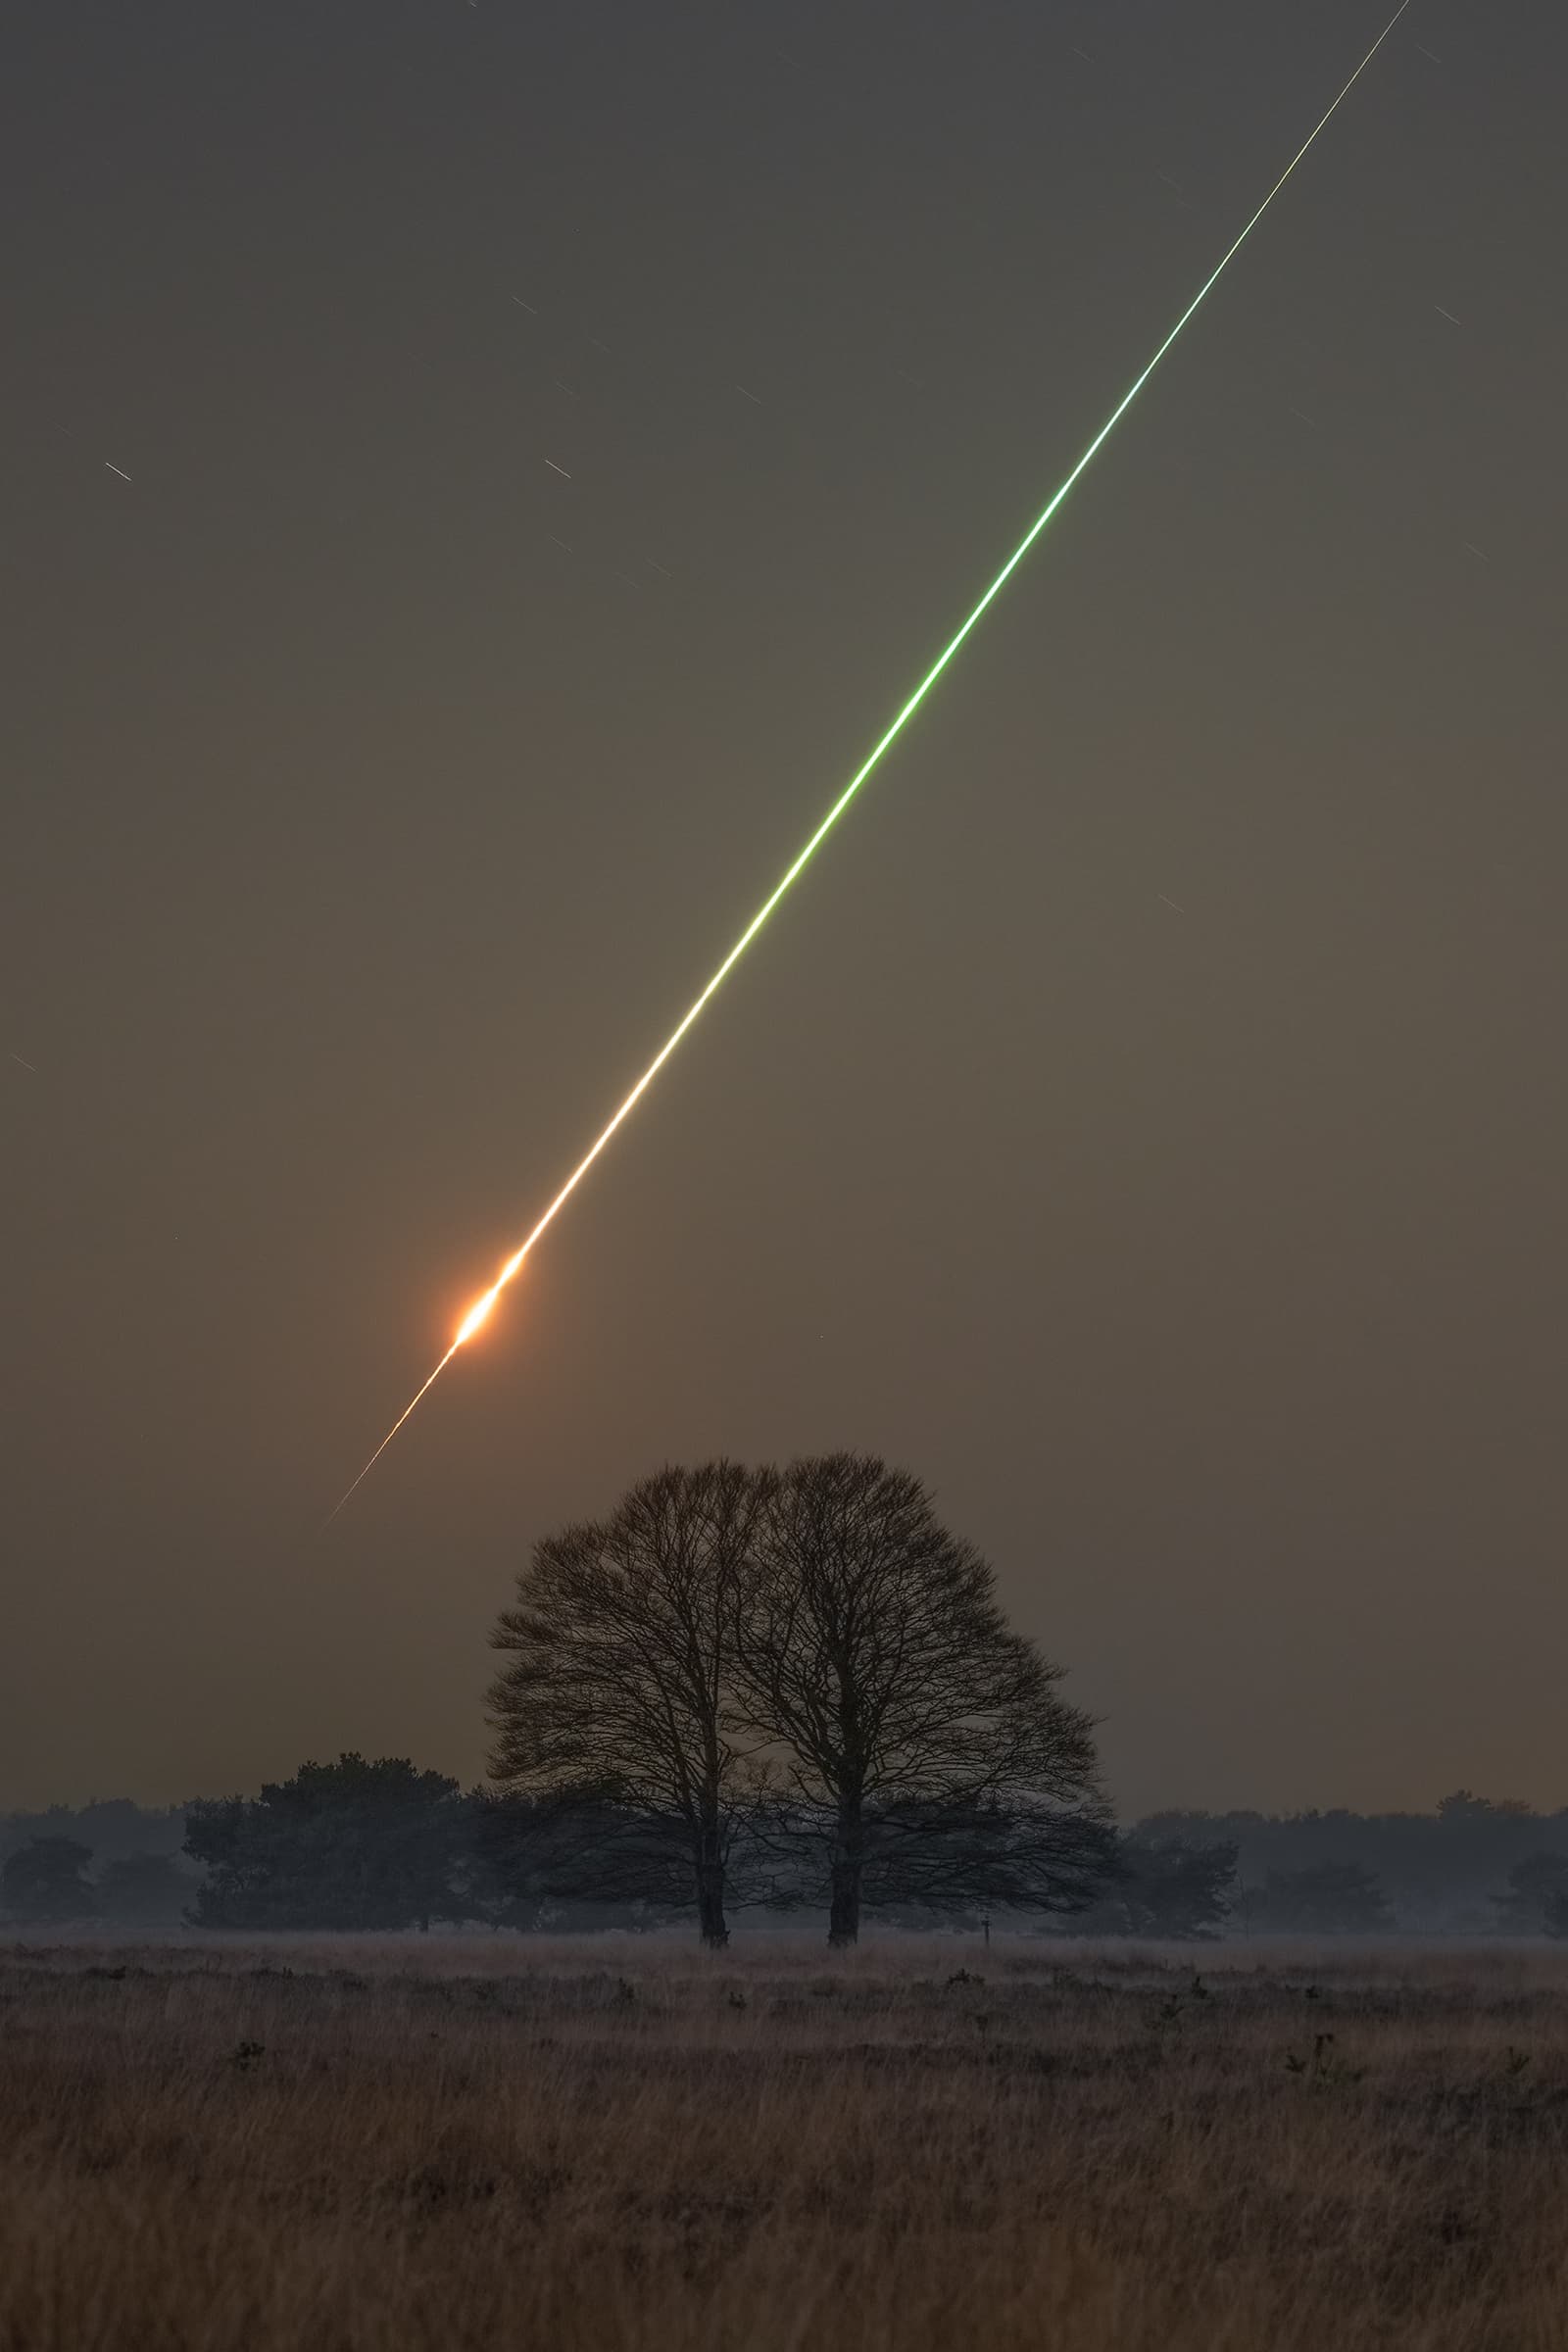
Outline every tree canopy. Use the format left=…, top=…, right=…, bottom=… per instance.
left=184, top=1754, right=475, bottom=1932
left=488, top=1460, right=776, bottom=1945
left=1249, top=1861, right=1393, bottom=1936
left=1075, top=1836, right=1239, bottom=1938
left=0, top=1835, right=96, bottom=1924
left=489, top=1452, right=1109, bottom=1944
left=736, top=1454, right=1108, bottom=1942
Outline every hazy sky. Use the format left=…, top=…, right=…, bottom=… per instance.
left=5, top=0, right=1564, bottom=1818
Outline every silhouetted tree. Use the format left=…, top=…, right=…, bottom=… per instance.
left=736, top=1453, right=1108, bottom=1945
left=185, top=1755, right=475, bottom=1931
left=96, top=1851, right=193, bottom=1926
left=470, top=1788, right=694, bottom=1930
left=1251, top=1861, right=1393, bottom=1934
left=1494, top=1851, right=1568, bottom=1936
left=1075, top=1836, right=1238, bottom=1937
left=1, top=1835, right=96, bottom=1923
left=488, top=1461, right=776, bottom=1946
left=857, top=1790, right=1115, bottom=1926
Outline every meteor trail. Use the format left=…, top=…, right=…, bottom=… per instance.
left=326, top=3, right=1411, bottom=1526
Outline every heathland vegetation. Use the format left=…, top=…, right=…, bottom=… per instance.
left=7, top=1452, right=1568, bottom=2351
left=7, top=1936, right=1568, bottom=2352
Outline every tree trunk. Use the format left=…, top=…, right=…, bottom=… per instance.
left=695, top=1803, right=730, bottom=1949
left=827, top=1797, right=863, bottom=1946
left=696, top=1853, right=729, bottom=1948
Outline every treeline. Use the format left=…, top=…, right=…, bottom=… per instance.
left=0, top=1800, right=197, bottom=1928
left=10, top=1783, right=1566, bottom=1939
left=0, top=1838, right=195, bottom=1927
left=0, top=1761, right=1230, bottom=1940
left=6, top=1456, right=1565, bottom=1942
left=8, top=1783, right=1568, bottom=1940
left=1140, top=1794, right=1568, bottom=1936
left=0, top=1797, right=189, bottom=1868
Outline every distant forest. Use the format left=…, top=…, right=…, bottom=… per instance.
left=5, top=1786, right=1567, bottom=1938
left=1137, top=1793, right=1568, bottom=1936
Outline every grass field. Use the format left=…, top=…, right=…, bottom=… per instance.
left=5, top=1933, right=1568, bottom=2350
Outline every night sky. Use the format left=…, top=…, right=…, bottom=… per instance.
left=6, top=1, right=1564, bottom=1817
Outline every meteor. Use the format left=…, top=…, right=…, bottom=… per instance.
left=326, top=3, right=1410, bottom=1524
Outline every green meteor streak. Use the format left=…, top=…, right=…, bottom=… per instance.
left=327, top=1, right=1410, bottom=1523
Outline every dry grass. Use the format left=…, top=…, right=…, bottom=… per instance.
left=5, top=1933, right=1568, bottom=2350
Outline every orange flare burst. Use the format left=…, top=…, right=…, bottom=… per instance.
left=455, top=1288, right=501, bottom=1347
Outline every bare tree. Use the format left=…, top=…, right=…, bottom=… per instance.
left=735, top=1453, right=1108, bottom=1945
left=487, top=1461, right=774, bottom=1946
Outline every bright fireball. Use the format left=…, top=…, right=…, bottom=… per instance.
left=455, top=1288, right=500, bottom=1347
